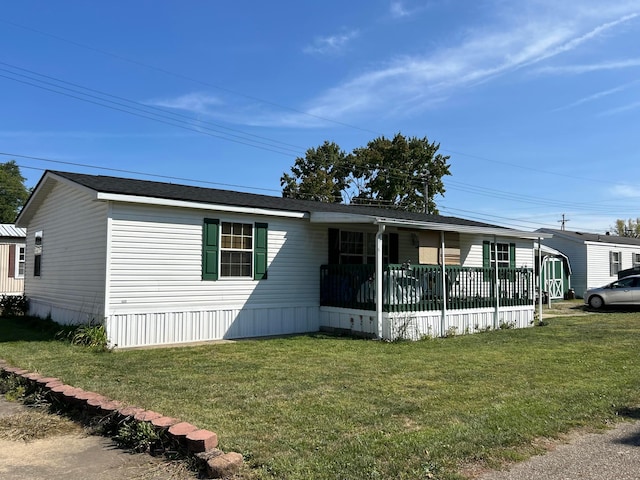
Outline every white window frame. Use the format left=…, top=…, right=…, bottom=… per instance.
left=34, top=230, right=43, bottom=277
left=633, top=253, right=640, bottom=267
left=610, top=251, right=621, bottom=276
left=219, top=222, right=253, bottom=278
left=15, top=244, right=25, bottom=278
left=490, top=243, right=510, bottom=269
left=339, top=230, right=389, bottom=265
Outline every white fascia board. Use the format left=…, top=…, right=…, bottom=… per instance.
left=310, top=212, right=551, bottom=239
left=584, top=240, right=640, bottom=249
left=95, top=192, right=308, bottom=219
left=309, top=212, right=378, bottom=224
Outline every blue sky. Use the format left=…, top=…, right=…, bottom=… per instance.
left=2, top=1, right=640, bottom=233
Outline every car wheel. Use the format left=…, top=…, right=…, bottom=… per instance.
left=589, top=295, right=604, bottom=309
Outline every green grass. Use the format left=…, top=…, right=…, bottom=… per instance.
left=1, top=312, right=640, bottom=479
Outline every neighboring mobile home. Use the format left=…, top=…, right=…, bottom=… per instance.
left=0, top=224, right=26, bottom=296
left=537, top=228, right=640, bottom=297
left=16, top=171, right=548, bottom=348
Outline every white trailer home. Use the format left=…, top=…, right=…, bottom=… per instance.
left=16, top=171, right=547, bottom=348
left=537, top=228, right=640, bottom=297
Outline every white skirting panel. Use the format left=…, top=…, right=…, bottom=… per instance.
left=106, top=306, right=320, bottom=348
left=319, top=307, right=377, bottom=336
left=384, top=306, right=534, bottom=340
left=322, top=306, right=535, bottom=341
left=29, top=300, right=102, bottom=326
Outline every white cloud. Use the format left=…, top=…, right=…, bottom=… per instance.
left=611, top=184, right=640, bottom=198
left=303, top=30, right=359, bottom=55
left=283, top=3, right=640, bottom=124
left=553, top=80, right=640, bottom=111
left=390, top=1, right=410, bottom=18
left=536, top=58, right=640, bottom=75
left=146, top=92, right=223, bottom=115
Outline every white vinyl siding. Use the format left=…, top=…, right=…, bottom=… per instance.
left=462, top=234, right=534, bottom=269
left=24, top=180, right=108, bottom=323
left=108, top=203, right=325, bottom=315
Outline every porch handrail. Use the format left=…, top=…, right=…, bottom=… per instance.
left=320, top=264, right=534, bottom=312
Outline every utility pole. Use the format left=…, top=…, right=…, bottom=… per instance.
left=423, top=169, right=429, bottom=214
left=558, top=214, right=570, bottom=231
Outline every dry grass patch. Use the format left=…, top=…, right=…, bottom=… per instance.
left=0, top=408, right=83, bottom=442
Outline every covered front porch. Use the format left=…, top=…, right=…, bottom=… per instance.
left=319, top=263, right=535, bottom=340
left=309, top=210, right=550, bottom=341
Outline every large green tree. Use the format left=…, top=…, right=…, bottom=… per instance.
left=0, top=161, right=29, bottom=223
left=351, top=133, right=450, bottom=214
left=281, top=141, right=351, bottom=203
left=280, top=133, right=451, bottom=213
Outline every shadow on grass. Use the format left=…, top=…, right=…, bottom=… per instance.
left=0, top=316, right=70, bottom=343
left=614, top=407, right=640, bottom=447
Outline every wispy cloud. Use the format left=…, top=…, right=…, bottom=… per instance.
left=303, top=30, right=359, bottom=55
left=225, top=1, right=640, bottom=127
left=390, top=1, right=410, bottom=18
left=599, top=100, right=640, bottom=116
left=536, top=58, right=640, bottom=75
left=553, top=80, right=640, bottom=111
left=146, top=92, right=223, bottom=115
left=611, top=184, right=640, bottom=197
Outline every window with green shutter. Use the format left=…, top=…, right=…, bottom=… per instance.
left=202, top=219, right=219, bottom=280
left=254, top=222, right=268, bottom=280
left=202, top=219, right=268, bottom=280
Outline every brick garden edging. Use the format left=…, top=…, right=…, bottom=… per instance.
left=0, top=359, right=243, bottom=479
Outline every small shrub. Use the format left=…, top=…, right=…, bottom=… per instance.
left=499, top=321, right=516, bottom=330
left=115, top=419, right=161, bottom=453
left=0, top=294, right=29, bottom=317
left=62, top=321, right=111, bottom=351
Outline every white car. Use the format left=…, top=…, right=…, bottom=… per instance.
left=584, top=275, right=640, bottom=309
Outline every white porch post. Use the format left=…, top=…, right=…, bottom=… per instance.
left=440, top=230, right=447, bottom=336
left=376, top=223, right=386, bottom=339
left=493, top=236, right=499, bottom=329
left=538, top=237, right=543, bottom=322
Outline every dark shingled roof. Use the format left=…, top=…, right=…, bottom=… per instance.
left=51, top=170, right=505, bottom=229
left=538, top=228, right=640, bottom=246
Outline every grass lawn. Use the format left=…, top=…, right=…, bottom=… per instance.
left=1, top=311, right=640, bottom=479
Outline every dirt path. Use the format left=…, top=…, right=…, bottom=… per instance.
left=0, top=396, right=196, bottom=480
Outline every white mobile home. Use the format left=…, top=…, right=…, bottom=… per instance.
left=537, top=228, right=640, bottom=297
left=17, top=171, right=547, bottom=348
left=0, top=224, right=26, bottom=296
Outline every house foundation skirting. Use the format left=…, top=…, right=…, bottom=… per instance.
left=320, top=306, right=535, bottom=341
left=106, top=305, right=320, bottom=348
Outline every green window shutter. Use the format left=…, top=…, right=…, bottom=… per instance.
left=254, top=223, right=268, bottom=280
left=482, top=241, right=490, bottom=268
left=509, top=243, right=516, bottom=269
left=328, top=228, right=340, bottom=264
left=202, top=218, right=219, bottom=280
left=389, top=233, right=399, bottom=264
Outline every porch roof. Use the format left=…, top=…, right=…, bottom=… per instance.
left=310, top=212, right=551, bottom=240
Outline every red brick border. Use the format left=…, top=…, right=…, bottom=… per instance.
left=0, top=360, right=243, bottom=478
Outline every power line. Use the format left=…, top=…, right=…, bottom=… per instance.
left=0, top=152, right=282, bottom=193
left=0, top=18, right=382, bottom=136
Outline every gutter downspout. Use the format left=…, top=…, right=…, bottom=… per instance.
left=440, top=231, right=447, bottom=336
left=376, top=223, right=386, bottom=340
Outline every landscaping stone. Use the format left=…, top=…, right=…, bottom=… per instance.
left=151, top=416, right=180, bottom=428
left=206, top=451, right=243, bottom=478
left=186, top=429, right=218, bottom=453
left=168, top=421, right=198, bottom=439
left=118, top=406, right=146, bottom=418
left=133, top=410, right=162, bottom=422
